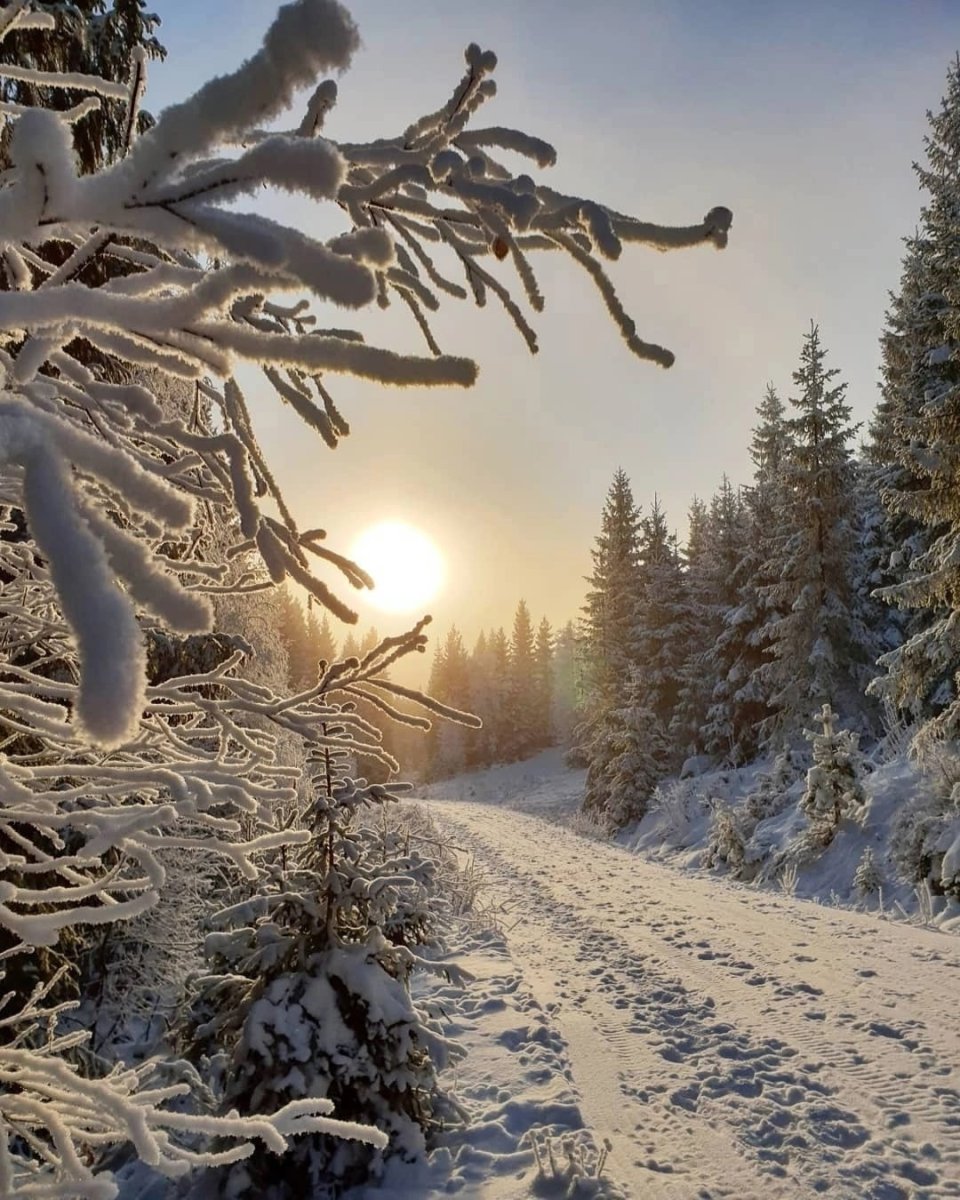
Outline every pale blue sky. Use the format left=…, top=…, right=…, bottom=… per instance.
left=148, top=1, right=958, bottom=654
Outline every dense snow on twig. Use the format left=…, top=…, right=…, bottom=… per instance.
left=0, top=0, right=730, bottom=1194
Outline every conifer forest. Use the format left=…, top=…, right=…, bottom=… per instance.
left=0, top=2, right=958, bottom=1198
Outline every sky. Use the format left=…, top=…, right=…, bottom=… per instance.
left=148, top=0, right=960, bottom=671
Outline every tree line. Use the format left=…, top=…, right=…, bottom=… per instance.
left=276, top=590, right=580, bottom=781
left=577, top=55, right=960, bottom=844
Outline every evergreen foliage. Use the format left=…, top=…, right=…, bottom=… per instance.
left=503, top=599, right=537, bottom=760
left=673, top=481, right=743, bottom=759
left=577, top=471, right=667, bottom=824
left=854, top=846, right=882, bottom=897
left=533, top=616, right=555, bottom=749
left=186, top=634, right=459, bottom=1198
left=870, top=56, right=960, bottom=743
left=412, top=603, right=559, bottom=780
left=635, top=496, right=689, bottom=746
left=762, top=325, right=868, bottom=743
left=799, top=704, right=867, bottom=843
left=580, top=469, right=643, bottom=708
left=0, top=0, right=165, bottom=175
left=551, top=620, right=581, bottom=746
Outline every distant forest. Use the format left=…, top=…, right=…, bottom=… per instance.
left=278, top=591, right=579, bottom=781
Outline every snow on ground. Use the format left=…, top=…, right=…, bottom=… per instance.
left=410, top=749, right=960, bottom=1198
left=633, top=754, right=960, bottom=933
left=420, top=748, right=588, bottom=822
left=349, top=926, right=622, bottom=1199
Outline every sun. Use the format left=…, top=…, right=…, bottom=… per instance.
left=350, top=521, right=445, bottom=615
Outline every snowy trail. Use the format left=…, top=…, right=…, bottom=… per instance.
left=426, top=798, right=960, bottom=1199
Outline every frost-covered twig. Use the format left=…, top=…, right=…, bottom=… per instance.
left=0, top=0, right=730, bottom=1193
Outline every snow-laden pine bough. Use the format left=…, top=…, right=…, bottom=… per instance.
left=0, top=0, right=730, bottom=1193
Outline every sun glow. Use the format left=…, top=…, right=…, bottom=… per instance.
left=351, top=521, right=445, bottom=615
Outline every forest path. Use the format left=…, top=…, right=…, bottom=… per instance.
left=426, top=797, right=960, bottom=1200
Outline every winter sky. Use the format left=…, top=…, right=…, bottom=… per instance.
left=151, top=0, right=960, bottom=655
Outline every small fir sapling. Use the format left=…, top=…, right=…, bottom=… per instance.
left=799, top=703, right=867, bottom=843
left=185, top=628, right=469, bottom=1197
left=854, top=846, right=883, bottom=898
left=744, top=748, right=803, bottom=821
left=703, top=801, right=749, bottom=874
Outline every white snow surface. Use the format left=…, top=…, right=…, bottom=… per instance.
left=396, top=749, right=960, bottom=1199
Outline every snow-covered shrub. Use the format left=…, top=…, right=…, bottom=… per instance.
left=564, top=743, right=591, bottom=770
left=651, top=777, right=701, bottom=846
left=570, top=806, right=613, bottom=841
left=889, top=791, right=944, bottom=888
left=854, top=846, right=883, bottom=898
left=384, top=802, right=482, bottom=920
left=527, top=1130, right=616, bottom=1197
left=744, top=748, right=803, bottom=820
left=0, top=0, right=730, bottom=1191
left=887, top=732, right=960, bottom=897
left=703, top=800, right=749, bottom=874
left=183, top=629, right=467, bottom=1196
left=872, top=697, right=918, bottom=767
left=936, top=803, right=960, bottom=900
left=798, top=704, right=866, bottom=843
left=777, top=858, right=800, bottom=897
left=84, top=844, right=221, bottom=1053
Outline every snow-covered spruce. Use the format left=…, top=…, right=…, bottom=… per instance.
left=185, top=674, right=465, bottom=1197
left=870, top=55, right=960, bottom=748
left=798, top=704, right=867, bottom=846
left=854, top=846, right=882, bottom=898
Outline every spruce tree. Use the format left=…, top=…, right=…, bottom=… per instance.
left=685, top=495, right=710, bottom=570
left=799, top=703, right=867, bottom=845
left=0, top=0, right=165, bottom=175
left=277, top=587, right=311, bottom=689
left=187, top=636, right=457, bottom=1198
left=580, top=469, right=644, bottom=706
left=360, top=626, right=381, bottom=657
left=503, top=599, right=538, bottom=760
left=488, top=627, right=512, bottom=763
left=588, top=670, right=668, bottom=829
left=866, top=232, right=936, bottom=614
left=675, top=478, right=744, bottom=759
left=705, top=387, right=792, bottom=762
left=466, top=629, right=496, bottom=766
left=533, top=616, right=555, bottom=749
left=579, top=471, right=659, bottom=822
left=551, top=620, right=581, bottom=746
left=635, top=495, right=689, bottom=751
left=870, top=57, right=960, bottom=737
left=297, top=608, right=338, bottom=687
left=763, top=326, right=866, bottom=742
left=315, top=610, right=338, bottom=666
left=422, top=628, right=471, bottom=777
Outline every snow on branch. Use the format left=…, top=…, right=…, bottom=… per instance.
left=0, top=981, right=386, bottom=1199
left=0, top=0, right=730, bottom=1192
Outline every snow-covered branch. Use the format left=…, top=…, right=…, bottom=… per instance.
left=0, top=0, right=730, bottom=1192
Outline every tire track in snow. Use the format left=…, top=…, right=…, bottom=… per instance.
left=429, top=799, right=960, bottom=1200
